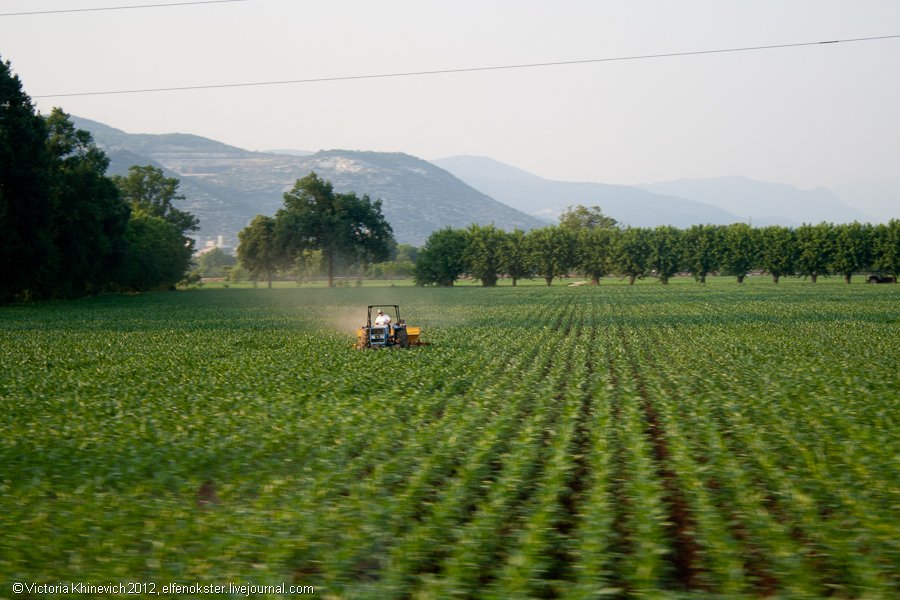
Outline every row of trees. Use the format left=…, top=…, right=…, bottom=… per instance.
left=414, top=208, right=900, bottom=286
left=236, top=172, right=394, bottom=287
left=0, top=58, right=198, bottom=302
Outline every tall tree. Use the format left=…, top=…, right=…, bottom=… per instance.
left=578, top=227, right=616, bottom=285
left=238, top=215, right=285, bottom=288
left=498, top=228, right=532, bottom=286
left=831, top=222, right=872, bottom=284
left=112, top=165, right=198, bottom=238
left=681, top=224, right=720, bottom=283
left=45, top=109, right=130, bottom=297
left=277, top=172, right=393, bottom=287
left=795, top=222, right=833, bottom=283
left=414, top=227, right=467, bottom=286
left=647, top=225, right=682, bottom=284
left=721, top=223, right=757, bottom=283
left=559, top=204, right=617, bottom=232
left=872, top=219, right=900, bottom=279
left=463, top=223, right=505, bottom=286
left=528, top=225, right=577, bottom=286
left=757, top=225, right=796, bottom=284
left=614, top=226, right=651, bottom=285
left=116, top=212, right=192, bottom=291
left=0, top=57, right=55, bottom=301
left=112, top=165, right=197, bottom=289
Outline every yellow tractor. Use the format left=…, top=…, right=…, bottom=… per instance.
left=353, top=305, right=428, bottom=349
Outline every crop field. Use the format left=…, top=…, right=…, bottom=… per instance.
left=2, top=279, right=900, bottom=599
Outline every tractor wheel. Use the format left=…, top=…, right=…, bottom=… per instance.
left=396, top=328, right=408, bottom=349
left=360, top=330, right=371, bottom=349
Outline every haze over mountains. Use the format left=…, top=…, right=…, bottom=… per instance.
left=72, top=116, right=892, bottom=250
left=431, top=156, right=884, bottom=228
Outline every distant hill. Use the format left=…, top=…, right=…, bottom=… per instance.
left=431, top=156, right=745, bottom=228
left=831, top=178, right=899, bottom=224
left=636, top=176, right=873, bottom=225
left=72, top=117, right=545, bottom=246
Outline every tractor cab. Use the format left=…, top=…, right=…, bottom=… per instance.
left=355, top=305, right=426, bottom=349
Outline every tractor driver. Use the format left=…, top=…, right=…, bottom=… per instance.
left=374, top=309, right=391, bottom=326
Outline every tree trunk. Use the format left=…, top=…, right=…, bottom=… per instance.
left=511, top=277, right=517, bottom=287
left=736, top=275, right=744, bottom=283
left=629, top=276, right=636, bottom=286
left=773, top=274, right=779, bottom=284
left=267, top=273, right=272, bottom=289
left=811, top=273, right=818, bottom=284
left=545, top=277, right=553, bottom=287
left=660, top=277, right=668, bottom=285
left=327, top=253, right=334, bottom=288
left=591, top=277, right=599, bottom=286
left=845, top=272, right=852, bottom=284
left=700, top=274, right=706, bottom=283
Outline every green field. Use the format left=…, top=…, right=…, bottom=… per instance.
left=3, top=278, right=900, bottom=598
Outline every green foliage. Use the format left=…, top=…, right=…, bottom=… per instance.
left=757, top=225, right=797, bottom=283
left=831, top=222, right=873, bottom=284
left=614, top=226, right=650, bottom=285
left=681, top=224, right=721, bottom=283
left=498, top=228, right=532, bottom=286
left=527, top=225, right=577, bottom=286
left=111, top=165, right=198, bottom=238
left=577, top=227, right=616, bottom=285
left=463, top=223, right=505, bottom=286
left=646, top=225, right=682, bottom=284
left=237, top=215, right=286, bottom=289
left=115, top=212, right=193, bottom=291
left=395, top=243, right=419, bottom=263
left=277, top=172, right=394, bottom=287
left=795, top=222, right=834, bottom=283
left=720, top=222, right=758, bottom=282
left=558, top=204, right=617, bottom=231
left=414, top=226, right=468, bottom=286
left=872, top=219, right=900, bottom=278
left=197, top=247, right=238, bottom=278
left=0, top=57, right=55, bottom=301
left=45, top=109, right=131, bottom=297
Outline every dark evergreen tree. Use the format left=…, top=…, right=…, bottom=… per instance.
left=45, top=109, right=130, bottom=297
left=0, top=57, right=55, bottom=301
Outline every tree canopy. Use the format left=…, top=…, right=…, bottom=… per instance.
left=276, top=172, right=393, bottom=287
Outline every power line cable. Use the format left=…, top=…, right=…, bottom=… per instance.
left=0, top=0, right=249, bottom=17
left=27, top=33, right=900, bottom=99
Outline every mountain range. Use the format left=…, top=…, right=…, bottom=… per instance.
left=72, top=116, right=545, bottom=246
left=72, top=116, right=892, bottom=249
left=431, top=156, right=882, bottom=227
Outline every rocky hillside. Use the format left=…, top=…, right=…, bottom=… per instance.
left=73, top=117, right=544, bottom=246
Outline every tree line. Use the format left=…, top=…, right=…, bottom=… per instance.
left=413, top=206, right=900, bottom=286
left=0, top=58, right=198, bottom=302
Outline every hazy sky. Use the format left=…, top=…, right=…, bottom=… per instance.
left=2, top=0, right=899, bottom=189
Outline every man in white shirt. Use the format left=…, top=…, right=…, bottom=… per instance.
left=374, top=309, right=391, bottom=326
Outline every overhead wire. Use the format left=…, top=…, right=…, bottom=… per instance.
left=0, top=0, right=249, bottom=17
left=26, top=33, right=900, bottom=99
